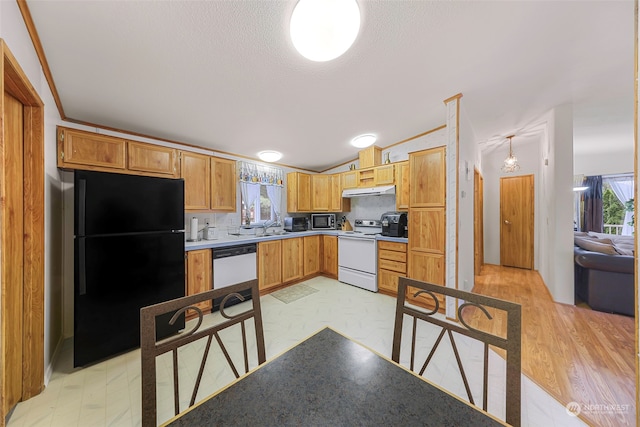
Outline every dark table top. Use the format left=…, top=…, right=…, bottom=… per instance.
left=165, top=327, right=506, bottom=426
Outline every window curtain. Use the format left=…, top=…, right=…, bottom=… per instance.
left=238, top=161, right=284, bottom=224
left=240, top=182, right=261, bottom=225
left=605, top=177, right=634, bottom=235
left=582, top=175, right=603, bottom=233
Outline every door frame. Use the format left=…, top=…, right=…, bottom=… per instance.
left=0, top=39, right=45, bottom=421
left=474, top=169, right=484, bottom=274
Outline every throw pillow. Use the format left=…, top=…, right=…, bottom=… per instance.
left=613, top=242, right=634, bottom=256
left=574, top=237, right=618, bottom=255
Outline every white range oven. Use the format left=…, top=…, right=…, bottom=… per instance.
left=337, top=219, right=381, bottom=292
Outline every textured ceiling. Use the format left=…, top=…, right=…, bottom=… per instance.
left=26, top=0, right=634, bottom=172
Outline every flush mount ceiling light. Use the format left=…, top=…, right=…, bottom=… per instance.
left=501, top=135, right=520, bottom=173
left=257, top=150, right=282, bottom=162
left=290, top=0, right=361, bottom=62
left=351, top=134, right=376, bottom=148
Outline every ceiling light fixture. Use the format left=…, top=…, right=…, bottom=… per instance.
left=290, top=0, right=361, bottom=62
left=501, top=135, right=520, bottom=173
left=350, top=134, right=376, bottom=148
left=257, top=150, right=282, bottom=162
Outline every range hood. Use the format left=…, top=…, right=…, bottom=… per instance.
left=342, top=185, right=396, bottom=198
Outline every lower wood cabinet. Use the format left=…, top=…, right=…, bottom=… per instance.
left=321, top=235, right=338, bottom=278
left=407, top=251, right=444, bottom=309
left=282, top=237, right=304, bottom=283
left=377, top=241, right=407, bottom=295
left=303, top=235, right=321, bottom=276
left=258, top=240, right=282, bottom=291
left=185, top=249, right=213, bottom=317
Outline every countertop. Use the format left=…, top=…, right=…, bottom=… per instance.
left=184, top=230, right=408, bottom=251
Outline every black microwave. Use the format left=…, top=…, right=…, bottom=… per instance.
left=311, top=214, right=336, bottom=230
left=283, top=217, right=307, bottom=232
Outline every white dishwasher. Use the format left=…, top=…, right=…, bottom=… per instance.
left=212, top=243, right=257, bottom=311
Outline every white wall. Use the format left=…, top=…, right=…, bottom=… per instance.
left=458, top=105, right=475, bottom=292
left=482, top=138, right=541, bottom=267
left=0, top=1, right=65, bottom=383
left=575, top=148, right=634, bottom=176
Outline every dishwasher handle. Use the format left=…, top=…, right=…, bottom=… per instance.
left=213, top=244, right=257, bottom=259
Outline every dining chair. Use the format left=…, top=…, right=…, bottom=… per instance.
left=392, top=277, right=521, bottom=427
left=140, top=279, right=266, bottom=427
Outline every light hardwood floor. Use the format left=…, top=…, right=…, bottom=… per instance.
left=472, top=264, right=635, bottom=427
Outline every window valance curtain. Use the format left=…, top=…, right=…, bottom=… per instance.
left=238, top=161, right=284, bottom=186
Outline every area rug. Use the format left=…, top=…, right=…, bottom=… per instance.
left=271, top=284, right=319, bottom=304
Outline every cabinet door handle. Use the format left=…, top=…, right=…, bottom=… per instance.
left=504, top=220, right=511, bottom=225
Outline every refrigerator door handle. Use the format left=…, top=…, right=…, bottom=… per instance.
left=77, top=178, right=87, bottom=236
left=78, top=239, right=86, bottom=295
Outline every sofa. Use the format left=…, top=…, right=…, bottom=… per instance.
left=574, top=232, right=634, bottom=316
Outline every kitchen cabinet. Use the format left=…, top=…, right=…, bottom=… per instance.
left=377, top=241, right=407, bottom=295
left=58, top=127, right=126, bottom=171
left=282, top=237, right=304, bottom=283
left=374, top=164, right=395, bottom=185
left=329, top=174, right=350, bottom=212
left=342, top=171, right=358, bottom=189
left=359, top=145, right=382, bottom=168
left=210, top=156, right=236, bottom=212
left=408, top=146, right=446, bottom=311
left=181, top=151, right=211, bottom=211
left=409, top=146, right=445, bottom=207
left=287, top=172, right=311, bottom=212
left=303, top=235, right=321, bottom=277
left=311, top=174, right=330, bottom=212
left=185, top=249, right=213, bottom=317
left=395, top=161, right=409, bottom=211
left=258, top=240, right=282, bottom=291
left=127, top=141, right=178, bottom=177
left=321, top=235, right=338, bottom=278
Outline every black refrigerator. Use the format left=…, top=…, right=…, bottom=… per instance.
left=74, top=170, right=186, bottom=367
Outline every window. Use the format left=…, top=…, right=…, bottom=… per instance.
left=241, top=184, right=275, bottom=225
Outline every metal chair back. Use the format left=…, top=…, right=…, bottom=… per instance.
left=140, top=279, right=265, bottom=427
left=392, top=277, right=521, bottom=426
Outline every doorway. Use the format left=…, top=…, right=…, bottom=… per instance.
left=0, top=39, right=45, bottom=422
left=500, top=174, right=534, bottom=269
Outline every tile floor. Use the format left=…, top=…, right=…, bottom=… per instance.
left=7, top=277, right=588, bottom=426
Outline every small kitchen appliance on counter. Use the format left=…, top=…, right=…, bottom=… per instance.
left=283, top=216, right=308, bottom=232
left=381, top=211, right=408, bottom=238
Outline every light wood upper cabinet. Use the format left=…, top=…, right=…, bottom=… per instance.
left=58, top=127, right=126, bottom=170
left=282, top=237, right=304, bottom=283
left=329, top=174, right=350, bottom=212
left=128, top=141, right=178, bottom=177
left=374, top=164, right=395, bottom=185
left=409, top=146, right=445, bottom=207
left=321, top=235, right=338, bottom=278
left=395, top=161, right=410, bottom=211
left=359, top=145, right=382, bottom=168
left=181, top=151, right=211, bottom=211
left=258, top=240, right=282, bottom=291
left=303, top=235, right=321, bottom=276
left=342, top=171, right=358, bottom=189
left=185, top=249, right=212, bottom=316
left=287, top=172, right=311, bottom=213
left=311, top=174, right=330, bottom=212
left=210, top=156, right=236, bottom=212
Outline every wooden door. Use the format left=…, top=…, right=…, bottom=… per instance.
left=3, top=92, right=24, bottom=416
left=395, top=161, right=409, bottom=211
left=181, top=151, right=211, bottom=211
left=258, top=240, right=282, bottom=290
left=297, top=173, right=311, bottom=212
left=500, top=175, right=534, bottom=269
left=374, top=164, right=395, bottom=185
left=474, top=170, right=484, bottom=274
left=303, top=235, right=320, bottom=276
left=409, top=146, right=445, bottom=207
left=186, top=249, right=212, bottom=316
left=321, top=235, right=338, bottom=278
left=60, top=127, right=126, bottom=170
left=210, top=156, right=236, bottom=212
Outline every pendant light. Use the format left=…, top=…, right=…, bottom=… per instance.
left=501, top=135, right=520, bottom=173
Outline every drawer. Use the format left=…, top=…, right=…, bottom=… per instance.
left=378, top=241, right=407, bottom=252
left=379, top=249, right=407, bottom=263
left=379, top=259, right=406, bottom=273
